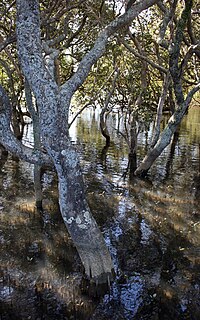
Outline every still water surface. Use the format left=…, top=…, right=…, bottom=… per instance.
left=0, top=106, right=200, bottom=319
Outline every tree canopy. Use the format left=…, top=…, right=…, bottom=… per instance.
left=0, top=0, right=199, bottom=282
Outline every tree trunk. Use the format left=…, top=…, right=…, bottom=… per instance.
left=0, top=144, right=8, bottom=170
left=100, top=109, right=111, bottom=147
left=129, top=153, right=137, bottom=179
left=129, top=116, right=137, bottom=178
left=135, top=0, right=199, bottom=176
left=13, top=0, right=161, bottom=282
left=49, top=141, right=114, bottom=282
left=165, top=128, right=179, bottom=178
left=34, top=93, right=114, bottom=281
left=12, top=105, right=23, bottom=140
left=99, top=67, right=119, bottom=146
left=151, top=72, right=170, bottom=148
left=25, top=79, right=43, bottom=208
left=134, top=99, right=192, bottom=176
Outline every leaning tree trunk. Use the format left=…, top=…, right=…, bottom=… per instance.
left=135, top=0, right=200, bottom=176
left=39, top=104, right=114, bottom=281
left=15, top=0, right=114, bottom=282
left=15, top=0, right=161, bottom=281
left=134, top=95, right=197, bottom=176
left=55, top=142, right=113, bottom=281
left=1, top=80, right=114, bottom=282
left=24, top=85, right=114, bottom=282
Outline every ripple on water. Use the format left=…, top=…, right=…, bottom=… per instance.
left=103, top=275, right=143, bottom=319
left=140, top=219, right=152, bottom=245
left=0, top=286, right=14, bottom=301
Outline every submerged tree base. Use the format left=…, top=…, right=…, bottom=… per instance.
left=77, top=244, right=114, bottom=284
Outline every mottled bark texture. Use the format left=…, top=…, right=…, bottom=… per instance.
left=9, top=0, right=158, bottom=281
left=15, top=0, right=112, bottom=282
left=0, top=84, right=51, bottom=166
left=14, top=0, right=159, bottom=281
left=135, top=0, right=200, bottom=176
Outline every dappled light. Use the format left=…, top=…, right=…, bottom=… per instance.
left=1, top=0, right=200, bottom=318
left=1, top=107, right=200, bottom=319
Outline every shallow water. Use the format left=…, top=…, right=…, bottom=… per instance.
left=0, top=106, right=200, bottom=319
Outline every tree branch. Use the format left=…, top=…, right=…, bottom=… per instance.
left=180, top=42, right=200, bottom=76
left=0, top=34, right=16, bottom=52
left=69, top=103, right=90, bottom=128
left=46, top=15, right=87, bottom=48
left=61, top=0, right=159, bottom=99
left=157, top=0, right=178, bottom=48
left=185, top=82, right=200, bottom=106
left=169, top=0, right=193, bottom=105
left=119, top=37, right=167, bottom=74
left=0, top=84, right=52, bottom=167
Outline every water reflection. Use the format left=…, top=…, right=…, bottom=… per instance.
left=1, top=106, right=200, bottom=319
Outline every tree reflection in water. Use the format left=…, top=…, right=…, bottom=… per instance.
left=0, top=107, right=200, bottom=319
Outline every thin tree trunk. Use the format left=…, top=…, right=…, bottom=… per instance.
left=100, top=109, right=111, bottom=146
left=25, top=79, right=43, bottom=208
left=135, top=0, right=199, bottom=176
left=151, top=72, right=170, bottom=148
left=129, top=116, right=137, bottom=178
left=12, top=106, right=23, bottom=139
left=165, top=128, right=180, bottom=178
left=100, top=68, right=119, bottom=146
left=134, top=89, right=198, bottom=176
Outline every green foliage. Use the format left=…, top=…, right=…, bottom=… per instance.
left=1, top=0, right=199, bottom=128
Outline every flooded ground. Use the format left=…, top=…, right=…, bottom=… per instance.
left=0, top=106, right=200, bottom=319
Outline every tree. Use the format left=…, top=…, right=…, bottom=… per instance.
left=78, top=0, right=200, bottom=177
left=134, top=0, right=200, bottom=176
left=0, top=0, right=159, bottom=282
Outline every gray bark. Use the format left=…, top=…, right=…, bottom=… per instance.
left=135, top=83, right=200, bottom=176
left=16, top=0, right=113, bottom=282
left=135, top=0, right=200, bottom=176
left=0, top=84, right=52, bottom=167
left=151, top=72, right=170, bottom=148
left=157, top=0, right=178, bottom=48
left=56, top=146, right=113, bottom=280
left=25, top=79, right=43, bottom=208
left=3, top=0, right=158, bottom=281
